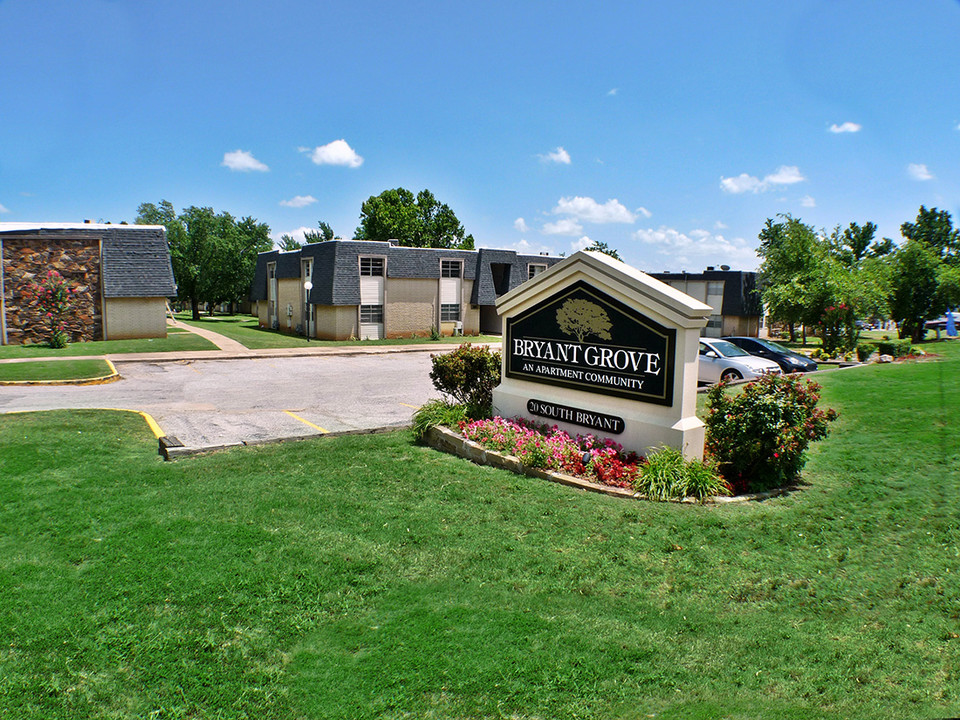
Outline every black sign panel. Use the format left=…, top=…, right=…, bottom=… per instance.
left=506, top=280, right=676, bottom=405
left=526, top=399, right=625, bottom=434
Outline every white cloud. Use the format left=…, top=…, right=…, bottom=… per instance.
left=514, top=217, right=529, bottom=233
left=0, top=203, right=9, bottom=214
left=637, top=206, right=652, bottom=219
left=540, top=146, right=571, bottom=164
left=571, top=236, right=593, bottom=253
left=222, top=149, right=269, bottom=172
left=908, top=163, right=933, bottom=181
left=542, top=218, right=584, bottom=236
left=279, top=195, right=318, bottom=208
left=829, top=122, right=862, bottom=133
left=303, top=139, right=363, bottom=168
left=552, top=196, right=635, bottom=223
left=720, top=165, right=805, bottom=194
left=272, top=226, right=314, bottom=246
left=800, top=195, right=816, bottom=207
left=714, top=221, right=728, bottom=230
left=607, top=88, right=618, bottom=96
left=633, top=226, right=760, bottom=270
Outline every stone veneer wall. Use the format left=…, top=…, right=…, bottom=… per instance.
left=2, top=237, right=102, bottom=345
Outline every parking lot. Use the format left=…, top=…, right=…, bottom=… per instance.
left=0, top=353, right=441, bottom=450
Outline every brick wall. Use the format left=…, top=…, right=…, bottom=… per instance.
left=1, top=237, right=102, bottom=345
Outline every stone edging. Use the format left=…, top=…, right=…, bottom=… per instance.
left=422, top=425, right=789, bottom=505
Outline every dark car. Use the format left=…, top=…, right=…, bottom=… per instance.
left=722, top=336, right=818, bottom=373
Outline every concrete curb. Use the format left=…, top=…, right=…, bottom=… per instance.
left=0, top=359, right=121, bottom=386
left=158, top=422, right=411, bottom=460
left=423, top=425, right=791, bottom=504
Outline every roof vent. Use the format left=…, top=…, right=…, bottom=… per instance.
left=540, top=252, right=549, bottom=256
left=83, top=219, right=91, bottom=224
left=388, top=238, right=400, bottom=246
left=706, top=266, right=715, bottom=271
left=720, top=264, right=730, bottom=271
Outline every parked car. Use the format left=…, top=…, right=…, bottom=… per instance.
left=698, top=338, right=782, bottom=384
left=722, top=336, right=819, bottom=373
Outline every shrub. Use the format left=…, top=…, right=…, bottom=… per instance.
left=634, top=446, right=729, bottom=501
left=24, top=270, right=72, bottom=348
left=412, top=399, right=469, bottom=441
left=429, top=343, right=501, bottom=417
left=705, top=374, right=838, bottom=493
left=877, top=339, right=913, bottom=358
left=856, top=341, right=877, bottom=362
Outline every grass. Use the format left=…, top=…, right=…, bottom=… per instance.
left=1, top=342, right=958, bottom=718
left=175, top=312, right=502, bottom=350
left=0, top=358, right=114, bottom=382
left=0, top=331, right=217, bottom=359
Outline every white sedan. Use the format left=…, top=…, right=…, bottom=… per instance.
left=698, top=338, right=782, bottom=384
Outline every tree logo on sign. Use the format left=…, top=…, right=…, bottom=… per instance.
left=556, top=299, right=613, bottom=343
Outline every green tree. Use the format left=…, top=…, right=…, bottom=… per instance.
left=582, top=240, right=622, bottom=261
left=303, top=220, right=337, bottom=244
left=355, top=188, right=474, bottom=249
left=889, top=206, right=960, bottom=342
left=136, top=201, right=271, bottom=320
left=756, top=215, right=826, bottom=343
left=278, top=234, right=302, bottom=251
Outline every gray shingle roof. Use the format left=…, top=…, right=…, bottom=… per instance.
left=249, top=240, right=563, bottom=306
left=0, top=224, right=177, bottom=298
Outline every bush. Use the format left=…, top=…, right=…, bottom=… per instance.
left=877, top=339, right=913, bottom=358
left=429, top=343, right=501, bottom=417
left=634, top=446, right=730, bottom=501
left=705, top=374, right=838, bottom=493
left=856, top=341, right=877, bottom=362
left=411, top=399, right=468, bottom=441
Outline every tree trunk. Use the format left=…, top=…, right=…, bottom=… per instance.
left=190, top=297, right=200, bottom=321
left=788, top=322, right=796, bottom=343
left=801, top=325, right=807, bottom=346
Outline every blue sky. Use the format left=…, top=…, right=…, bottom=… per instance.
left=2, top=0, right=958, bottom=271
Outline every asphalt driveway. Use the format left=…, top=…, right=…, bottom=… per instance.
left=0, top=353, right=442, bottom=450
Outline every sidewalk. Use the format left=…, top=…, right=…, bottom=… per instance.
left=0, top=321, right=501, bottom=365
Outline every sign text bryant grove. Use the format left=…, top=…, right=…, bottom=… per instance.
left=512, top=338, right=662, bottom=376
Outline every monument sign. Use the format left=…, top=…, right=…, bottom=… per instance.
left=493, top=251, right=711, bottom=460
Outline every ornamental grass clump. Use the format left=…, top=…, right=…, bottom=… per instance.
left=635, top=446, right=729, bottom=502
left=705, top=373, right=838, bottom=494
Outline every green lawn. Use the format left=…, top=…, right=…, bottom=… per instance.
left=1, top=343, right=958, bottom=719
left=0, top=358, right=114, bottom=383
left=0, top=332, right=217, bottom=359
left=175, top=313, right=502, bottom=349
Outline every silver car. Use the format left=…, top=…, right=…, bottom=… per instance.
left=698, top=338, right=782, bottom=384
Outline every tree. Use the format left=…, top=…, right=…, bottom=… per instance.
left=355, top=188, right=475, bottom=249
left=303, top=220, right=337, bottom=244
left=136, top=200, right=271, bottom=320
left=889, top=206, right=960, bottom=342
left=556, top=299, right=613, bottom=343
left=756, top=215, right=826, bottom=342
left=582, top=240, right=622, bottom=261
left=278, top=234, right=303, bottom=251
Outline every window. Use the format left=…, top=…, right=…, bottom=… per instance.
left=440, top=303, right=460, bottom=322
left=360, top=304, right=383, bottom=323
left=528, top=263, right=547, bottom=279
left=706, top=314, right=722, bottom=329
left=440, top=260, right=462, bottom=278
left=707, top=281, right=724, bottom=296
left=360, top=257, right=384, bottom=276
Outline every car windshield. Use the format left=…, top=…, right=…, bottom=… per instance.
left=709, top=340, right=750, bottom=357
left=758, top=339, right=792, bottom=353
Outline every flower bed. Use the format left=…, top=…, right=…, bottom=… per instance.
left=458, top=416, right=644, bottom=490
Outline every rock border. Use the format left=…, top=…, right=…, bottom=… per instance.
left=423, top=425, right=789, bottom=504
